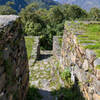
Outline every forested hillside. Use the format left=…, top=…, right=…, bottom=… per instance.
left=0, top=0, right=27, bottom=12
left=0, top=0, right=59, bottom=12
left=1, top=0, right=100, bottom=11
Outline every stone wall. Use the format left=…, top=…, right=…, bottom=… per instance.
left=53, top=36, right=62, bottom=60
left=61, top=22, right=100, bottom=100
left=0, top=15, right=29, bottom=100
left=26, top=36, right=40, bottom=67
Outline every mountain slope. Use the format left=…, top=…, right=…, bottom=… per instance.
left=0, top=0, right=59, bottom=12
left=55, top=0, right=100, bottom=11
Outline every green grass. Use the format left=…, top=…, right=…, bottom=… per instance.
left=25, top=37, right=34, bottom=59
left=84, top=43, right=100, bottom=49
left=94, top=49, right=100, bottom=57
left=58, top=37, right=63, bottom=47
left=96, top=65, right=100, bottom=69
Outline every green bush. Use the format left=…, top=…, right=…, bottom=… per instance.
left=61, top=68, right=71, bottom=80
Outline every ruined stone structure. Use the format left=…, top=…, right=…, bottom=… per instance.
left=59, top=22, right=100, bottom=100
left=1, top=15, right=100, bottom=100
left=0, top=15, right=29, bottom=100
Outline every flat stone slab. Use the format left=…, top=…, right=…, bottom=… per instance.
left=0, top=15, right=19, bottom=28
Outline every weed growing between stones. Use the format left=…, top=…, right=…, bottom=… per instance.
left=58, top=37, right=63, bottom=47
left=96, top=65, right=100, bottom=69
left=52, top=65, right=85, bottom=100
left=60, top=68, right=73, bottom=87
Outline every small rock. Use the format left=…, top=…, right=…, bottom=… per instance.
left=94, top=80, right=100, bottom=95
left=96, top=69, right=100, bottom=80
left=40, top=67, right=44, bottom=70
left=94, top=58, right=100, bottom=67
left=29, top=59, right=35, bottom=66
left=82, top=59, right=89, bottom=71
left=46, top=68, right=51, bottom=72
left=71, top=52, right=76, bottom=64
left=86, top=49, right=96, bottom=62
left=74, top=65, right=88, bottom=83
left=33, top=66, right=39, bottom=70
left=31, top=80, right=39, bottom=86
left=88, top=87, right=94, bottom=94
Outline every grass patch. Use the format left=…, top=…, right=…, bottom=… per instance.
left=96, top=65, right=100, bottom=69
left=84, top=43, right=100, bottom=49
left=58, top=37, right=63, bottom=47
left=94, top=49, right=100, bottom=57
left=86, top=24, right=100, bottom=33
left=25, top=37, right=34, bottom=59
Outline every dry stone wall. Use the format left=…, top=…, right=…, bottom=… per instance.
left=61, top=22, right=100, bottom=100
left=53, top=36, right=62, bottom=60
left=27, top=36, right=40, bottom=66
left=0, top=15, right=29, bottom=100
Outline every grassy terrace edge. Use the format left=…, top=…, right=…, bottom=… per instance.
left=65, top=21, right=100, bottom=57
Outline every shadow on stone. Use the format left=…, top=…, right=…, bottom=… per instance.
left=26, top=85, right=85, bottom=100
left=26, top=87, right=42, bottom=100
left=52, top=86, right=85, bottom=100
left=38, top=54, right=53, bottom=61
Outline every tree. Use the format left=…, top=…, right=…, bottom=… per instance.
left=19, top=2, right=41, bottom=22
left=35, top=8, right=49, bottom=24
left=89, top=8, right=100, bottom=21
left=60, top=4, right=70, bottom=20
left=0, top=2, right=16, bottom=15
left=24, top=2, right=40, bottom=12
left=48, top=6, right=64, bottom=24
left=19, top=3, right=88, bottom=50
left=6, top=1, right=15, bottom=6
left=67, top=5, right=87, bottom=20
left=20, top=3, right=46, bottom=36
